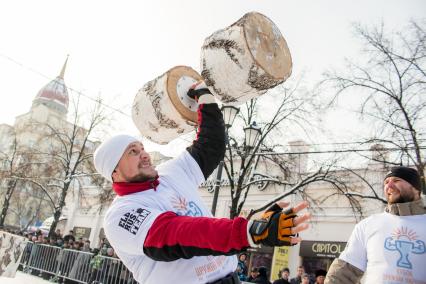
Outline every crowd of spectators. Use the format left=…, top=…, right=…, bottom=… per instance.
left=21, top=229, right=108, bottom=255
left=235, top=252, right=328, bottom=284
left=2, top=228, right=328, bottom=284
left=1, top=227, right=135, bottom=284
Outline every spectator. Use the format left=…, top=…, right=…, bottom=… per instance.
left=108, top=249, right=121, bottom=283
left=301, top=273, right=310, bottom=284
left=54, top=229, right=62, bottom=239
left=72, top=241, right=81, bottom=251
left=314, top=269, right=326, bottom=284
left=56, top=238, right=64, bottom=248
left=63, top=230, right=75, bottom=242
left=290, top=266, right=305, bottom=284
left=35, top=235, right=43, bottom=244
left=89, top=245, right=108, bottom=284
left=25, top=233, right=32, bottom=242
left=70, top=244, right=92, bottom=281
left=98, top=237, right=107, bottom=249
left=82, top=240, right=91, bottom=252
left=48, top=238, right=57, bottom=246
left=248, top=267, right=259, bottom=282
left=273, top=267, right=290, bottom=284
left=254, top=266, right=272, bottom=284
left=237, top=253, right=248, bottom=281
left=43, top=236, right=49, bottom=244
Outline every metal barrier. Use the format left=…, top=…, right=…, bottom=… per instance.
left=19, top=242, right=136, bottom=283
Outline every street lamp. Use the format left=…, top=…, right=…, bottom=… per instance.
left=211, top=109, right=262, bottom=216
left=221, top=105, right=239, bottom=128
left=211, top=105, right=239, bottom=216
left=244, top=121, right=261, bottom=149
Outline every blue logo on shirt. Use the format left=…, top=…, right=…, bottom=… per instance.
left=384, top=227, right=426, bottom=269
left=171, top=196, right=203, bottom=217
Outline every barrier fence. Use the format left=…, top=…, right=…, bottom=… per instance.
left=19, top=242, right=136, bottom=283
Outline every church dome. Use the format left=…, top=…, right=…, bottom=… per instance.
left=32, top=57, right=69, bottom=115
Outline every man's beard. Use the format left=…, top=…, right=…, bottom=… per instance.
left=390, top=196, right=408, bottom=204
left=126, top=172, right=155, bottom=183
left=387, top=191, right=415, bottom=204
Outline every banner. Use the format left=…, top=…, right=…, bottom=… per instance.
left=0, top=231, right=27, bottom=278
left=270, top=246, right=290, bottom=281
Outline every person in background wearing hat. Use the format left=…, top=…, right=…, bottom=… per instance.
left=325, top=166, right=426, bottom=283
left=93, top=81, right=311, bottom=284
left=314, top=269, right=326, bottom=284
left=253, top=266, right=272, bottom=284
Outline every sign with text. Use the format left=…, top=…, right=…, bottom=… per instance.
left=300, top=240, right=346, bottom=258
left=73, top=226, right=91, bottom=240
left=270, top=246, right=290, bottom=281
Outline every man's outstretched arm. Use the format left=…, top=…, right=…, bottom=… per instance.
left=143, top=201, right=310, bottom=261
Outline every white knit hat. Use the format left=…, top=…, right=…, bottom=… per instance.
left=93, top=134, right=139, bottom=182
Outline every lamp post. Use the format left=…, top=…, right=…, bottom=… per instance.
left=243, top=121, right=261, bottom=150
left=211, top=105, right=239, bottom=216
left=211, top=108, right=262, bottom=216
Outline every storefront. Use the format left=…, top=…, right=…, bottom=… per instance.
left=246, top=246, right=274, bottom=277
left=299, top=240, right=346, bottom=274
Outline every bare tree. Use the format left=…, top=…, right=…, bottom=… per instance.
left=246, top=163, right=366, bottom=219
left=323, top=20, right=426, bottom=193
left=21, top=96, right=109, bottom=237
left=0, top=136, right=35, bottom=228
left=219, top=80, right=350, bottom=218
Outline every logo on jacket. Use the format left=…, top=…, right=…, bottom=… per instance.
left=118, top=208, right=151, bottom=235
left=171, top=196, right=203, bottom=217
left=384, top=226, right=426, bottom=269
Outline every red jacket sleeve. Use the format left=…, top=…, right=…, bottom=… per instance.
left=143, top=212, right=250, bottom=261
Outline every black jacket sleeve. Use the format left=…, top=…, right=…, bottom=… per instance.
left=186, top=101, right=226, bottom=179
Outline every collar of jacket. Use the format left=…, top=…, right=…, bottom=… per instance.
left=112, top=176, right=159, bottom=196
left=385, top=199, right=426, bottom=216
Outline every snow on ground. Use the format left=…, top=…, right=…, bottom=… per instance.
left=0, top=271, right=50, bottom=284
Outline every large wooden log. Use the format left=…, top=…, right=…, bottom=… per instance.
left=132, top=12, right=292, bottom=144
left=201, top=11, right=292, bottom=105
left=132, top=66, right=202, bottom=144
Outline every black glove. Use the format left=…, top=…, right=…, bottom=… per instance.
left=187, top=88, right=212, bottom=102
left=249, top=203, right=297, bottom=246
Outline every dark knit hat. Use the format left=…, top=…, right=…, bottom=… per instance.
left=315, top=269, right=327, bottom=277
left=384, top=166, right=421, bottom=191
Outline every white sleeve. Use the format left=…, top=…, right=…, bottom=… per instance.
left=103, top=203, right=162, bottom=256
left=339, top=221, right=368, bottom=272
